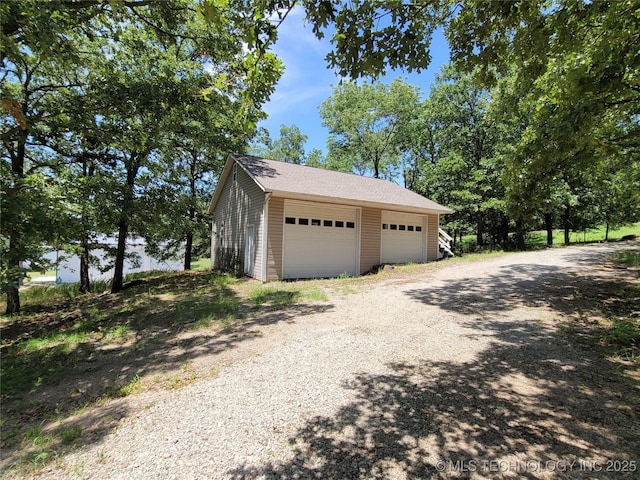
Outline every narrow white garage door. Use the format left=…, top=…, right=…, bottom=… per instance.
left=283, top=201, right=358, bottom=279
left=381, top=211, right=426, bottom=264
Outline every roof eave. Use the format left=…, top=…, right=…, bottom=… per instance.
left=268, top=190, right=453, bottom=215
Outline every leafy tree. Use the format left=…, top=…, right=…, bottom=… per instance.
left=302, top=0, right=449, bottom=79
left=141, top=87, right=247, bottom=271
left=448, top=0, right=639, bottom=227
left=250, top=124, right=308, bottom=163
left=1, top=10, right=92, bottom=312
left=414, top=67, right=506, bottom=247
left=1, top=0, right=283, bottom=308
left=305, top=148, right=326, bottom=168
left=85, top=15, right=280, bottom=293
left=320, top=78, right=421, bottom=179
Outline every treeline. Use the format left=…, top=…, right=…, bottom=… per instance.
left=253, top=68, right=639, bottom=250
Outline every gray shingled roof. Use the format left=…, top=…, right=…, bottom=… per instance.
left=233, top=154, right=452, bottom=214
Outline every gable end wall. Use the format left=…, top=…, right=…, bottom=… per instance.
left=211, top=163, right=265, bottom=277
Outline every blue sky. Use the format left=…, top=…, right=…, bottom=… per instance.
left=258, top=8, right=451, bottom=155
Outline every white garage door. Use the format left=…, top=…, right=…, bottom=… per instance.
left=283, top=201, right=358, bottom=279
left=381, top=211, right=426, bottom=264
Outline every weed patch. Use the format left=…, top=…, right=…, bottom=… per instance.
left=117, top=375, right=143, bottom=397
left=249, top=286, right=302, bottom=306
left=164, top=362, right=197, bottom=389
left=612, top=249, right=640, bottom=271
left=59, top=426, right=82, bottom=444
left=600, top=317, right=640, bottom=363
left=103, top=325, right=133, bottom=342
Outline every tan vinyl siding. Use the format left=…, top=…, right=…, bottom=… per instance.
left=359, top=207, right=381, bottom=274
left=266, top=196, right=284, bottom=280
left=426, top=213, right=439, bottom=261
left=211, top=163, right=265, bottom=277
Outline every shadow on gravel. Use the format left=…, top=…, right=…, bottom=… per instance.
left=404, top=263, right=639, bottom=320
left=1, top=272, right=333, bottom=472
left=228, top=319, right=640, bottom=479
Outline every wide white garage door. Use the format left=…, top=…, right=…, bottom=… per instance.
left=283, top=201, right=358, bottom=279
left=381, top=211, right=426, bottom=264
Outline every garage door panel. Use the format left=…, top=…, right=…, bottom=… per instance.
left=284, top=202, right=358, bottom=278
left=381, top=212, right=425, bottom=264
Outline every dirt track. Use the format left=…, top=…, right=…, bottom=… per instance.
left=15, top=243, right=640, bottom=479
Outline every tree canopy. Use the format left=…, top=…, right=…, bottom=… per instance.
left=1, top=0, right=282, bottom=312
left=320, top=78, right=420, bottom=179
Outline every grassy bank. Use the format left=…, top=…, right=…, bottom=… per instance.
left=453, top=222, right=639, bottom=253
left=527, top=223, right=639, bottom=246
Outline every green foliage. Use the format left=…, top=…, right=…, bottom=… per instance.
left=413, top=66, right=508, bottom=246
left=302, top=0, right=449, bottom=79
left=603, top=318, right=640, bottom=348
left=320, top=78, right=421, bottom=178
left=1, top=0, right=284, bottom=308
left=449, top=1, right=640, bottom=240
left=250, top=124, right=309, bottom=163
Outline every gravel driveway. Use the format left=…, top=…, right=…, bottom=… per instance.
left=30, top=243, right=639, bottom=479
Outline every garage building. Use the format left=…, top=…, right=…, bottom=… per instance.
left=209, top=154, right=453, bottom=281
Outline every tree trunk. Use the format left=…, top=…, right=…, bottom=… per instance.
left=184, top=230, right=193, bottom=270
left=5, top=122, right=27, bottom=314
left=79, top=237, right=91, bottom=293
left=5, top=245, right=20, bottom=314
left=476, top=210, right=484, bottom=246
left=562, top=205, right=571, bottom=245
left=111, top=158, right=141, bottom=293
left=501, top=216, right=509, bottom=246
left=544, top=213, right=553, bottom=246
left=184, top=165, right=196, bottom=271
left=515, top=218, right=525, bottom=250
left=79, top=161, right=95, bottom=293
left=605, top=222, right=610, bottom=241
left=111, top=219, right=128, bottom=293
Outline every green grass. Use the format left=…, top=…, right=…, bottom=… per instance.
left=21, top=427, right=55, bottom=449
left=14, top=280, right=112, bottom=310
left=248, top=282, right=329, bottom=306
left=248, top=286, right=302, bottom=306
left=1, top=313, right=103, bottom=397
left=527, top=222, right=639, bottom=246
left=454, top=223, right=639, bottom=252
left=612, top=249, right=640, bottom=268
left=190, top=257, right=211, bottom=270
left=59, top=426, right=82, bottom=444
left=26, top=269, right=56, bottom=280
left=116, top=375, right=143, bottom=397
left=9, top=423, right=84, bottom=472
left=103, top=325, right=133, bottom=342
left=603, top=318, right=640, bottom=346
left=303, top=285, right=330, bottom=302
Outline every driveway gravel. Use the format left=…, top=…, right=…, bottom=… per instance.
left=26, top=243, right=640, bottom=479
